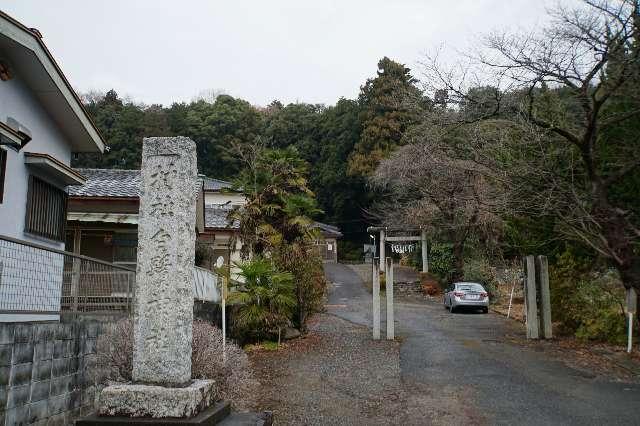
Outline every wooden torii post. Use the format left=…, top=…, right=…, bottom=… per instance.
left=367, top=227, right=428, bottom=340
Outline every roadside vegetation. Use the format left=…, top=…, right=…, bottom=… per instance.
left=96, top=319, right=257, bottom=410
left=379, top=0, right=639, bottom=345
left=229, top=143, right=327, bottom=341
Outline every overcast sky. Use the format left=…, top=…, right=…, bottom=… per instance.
left=4, top=1, right=552, bottom=107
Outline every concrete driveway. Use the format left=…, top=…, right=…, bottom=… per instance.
left=323, top=263, right=640, bottom=425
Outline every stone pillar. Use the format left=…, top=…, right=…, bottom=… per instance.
left=132, top=137, right=198, bottom=386
left=379, top=229, right=386, bottom=272
left=523, top=255, right=539, bottom=339
left=373, top=258, right=380, bottom=340
left=421, top=229, right=428, bottom=273
left=536, top=255, right=552, bottom=339
left=386, top=257, right=394, bottom=340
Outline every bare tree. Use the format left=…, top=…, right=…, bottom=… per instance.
left=420, top=0, right=640, bottom=298
left=370, top=126, right=503, bottom=280
left=192, top=88, right=227, bottom=104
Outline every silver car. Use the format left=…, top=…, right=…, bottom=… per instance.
left=444, top=282, right=489, bottom=313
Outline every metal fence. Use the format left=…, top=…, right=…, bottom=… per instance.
left=313, top=241, right=338, bottom=263
left=0, top=234, right=135, bottom=317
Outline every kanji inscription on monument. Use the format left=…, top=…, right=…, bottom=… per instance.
left=132, top=137, right=198, bottom=386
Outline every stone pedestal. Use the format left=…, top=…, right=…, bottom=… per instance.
left=98, top=380, right=215, bottom=418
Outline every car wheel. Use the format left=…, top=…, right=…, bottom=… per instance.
left=482, top=307, right=488, bottom=314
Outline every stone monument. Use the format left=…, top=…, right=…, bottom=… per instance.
left=79, top=137, right=227, bottom=424
left=131, top=136, right=197, bottom=387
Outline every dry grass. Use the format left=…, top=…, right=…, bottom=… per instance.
left=96, top=319, right=258, bottom=410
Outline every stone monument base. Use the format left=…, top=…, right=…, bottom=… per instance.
left=97, top=380, right=216, bottom=418
left=76, top=401, right=232, bottom=426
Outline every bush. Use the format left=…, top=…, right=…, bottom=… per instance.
left=338, top=240, right=364, bottom=262
left=96, top=319, right=257, bottom=409
left=550, top=250, right=627, bottom=344
left=463, top=257, right=497, bottom=299
left=228, top=257, right=296, bottom=342
left=195, top=241, right=215, bottom=268
left=191, top=320, right=258, bottom=409
left=274, top=243, right=327, bottom=332
left=95, top=318, right=132, bottom=382
left=429, top=243, right=454, bottom=282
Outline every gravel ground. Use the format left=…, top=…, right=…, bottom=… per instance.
left=249, top=314, right=414, bottom=425
left=248, top=264, right=640, bottom=425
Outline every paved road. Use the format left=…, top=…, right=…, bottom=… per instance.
left=324, top=263, right=640, bottom=425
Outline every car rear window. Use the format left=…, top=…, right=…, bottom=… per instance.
left=456, top=283, right=484, bottom=292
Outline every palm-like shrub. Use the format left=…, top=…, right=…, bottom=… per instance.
left=229, top=257, right=296, bottom=342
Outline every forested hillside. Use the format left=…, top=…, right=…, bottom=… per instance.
left=75, top=57, right=416, bottom=258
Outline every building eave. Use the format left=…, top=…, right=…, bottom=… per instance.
left=24, top=152, right=86, bottom=185
left=0, top=10, right=105, bottom=153
left=0, top=120, right=30, bottom=149
left=68, top=196, right=139, bottom=202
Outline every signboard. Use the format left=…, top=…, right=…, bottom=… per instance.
left=391, top=243, right=415, bottom=254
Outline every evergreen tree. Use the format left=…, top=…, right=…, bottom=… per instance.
left=166, top=95, right=264, bottom=178
left=74, top=90, right=156, bottom=169
left=348, top=57, right=424, bottom=176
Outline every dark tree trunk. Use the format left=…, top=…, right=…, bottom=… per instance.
left=452, top=240, right=465, bottom=282
left=592, top=182, right=640, bottom=326
left=617, top=258, right=640, bottom=328
left=593, top=190, right=640, bottom=294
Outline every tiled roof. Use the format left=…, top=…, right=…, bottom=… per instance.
left=205, top=205, right=239, bottom=229
left=70, top=169, right=233, bottom=198
left=201, top=176, right=234, bottom=192
left=69, top=169, right=141, bottom=197
left=314, top=221, right=343, bottom=238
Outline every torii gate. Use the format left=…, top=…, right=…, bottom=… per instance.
left=366, top=226, right=428, bottom=340
left=367, top=226, right=429, bottom=273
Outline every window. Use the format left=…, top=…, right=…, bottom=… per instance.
left=24, top=175, right=67, bottom=241
left=113, top=233, right=138, bottom=266
left=456, top=283, right=485, bottom=292
left=0, top=148, right=6, bottom=203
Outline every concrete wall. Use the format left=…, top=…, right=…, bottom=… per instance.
left=0, top=321, right=101, bottom=426
left=0, top=67, right=72, bottom=248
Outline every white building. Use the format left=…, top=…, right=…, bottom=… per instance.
left=0, top=11, right=105, bottom=322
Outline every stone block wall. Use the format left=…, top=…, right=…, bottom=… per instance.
left=0, top=321, right=102, bottom=426
left=394, top=281, right=423, bottom=297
